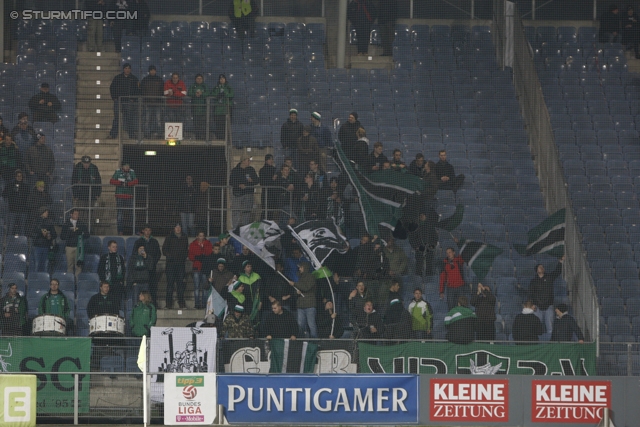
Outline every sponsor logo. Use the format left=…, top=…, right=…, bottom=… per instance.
left=182, top=386, right=197, bottom=400
left=176, top=376, right=204, bottom=387
left=455, top=350, right=509, bottom=375
left=430, top=379, right=509, bottom=422
left=4, top=387, right=31, bottom=422
left=531, top=380, right=610, bottom=423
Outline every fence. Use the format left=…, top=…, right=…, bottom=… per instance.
left=493, top=0, right=599, bottom=344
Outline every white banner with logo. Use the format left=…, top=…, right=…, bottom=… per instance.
left=164, top=373, right=217, bottom=425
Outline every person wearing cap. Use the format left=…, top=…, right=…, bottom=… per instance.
left=28, top=83, right=61, bottom=124
left=623, top=4, right=640, bottom=58
left=187, top=74, right=209, bottom=140
left=0, top=131, right=21, bottom=184
left=210, top=74, right=234, bottom=140
left=550, top=303, right=585, bottom=343
left=10, top=112, right=37, bottom=155
left=24, top=131, right=54, bottom=189
left=229, top=154, right=259, bottom=228
left=309, top=111, right=332, bottom=149
left=164, top=72, right=187, bottom=123
left=163, top=224, right=189, bottom=309
left=259, top=154, right=278, bottom=218
left=280, top=109, right=303, bottom=150
left=3, top=169, right=29, bottom=237
left=338, top=112, right=362, bottom=159
left=87, top=0, right=108, bottom=52
left=237, top=260, right=262, bottom=324
left=26, top=180, right=52, bottom=234
left=296, top=125, right=319, bottom=175
left=110, top=163, right=139, bottom=235
left=188, top=230, right=214, bottom=310
left=60, top=208, right=90, bottom=276
left=133, top=224, right=162, bottom=305
left=139, top=65, right=164, bottom=138
left=222, top=304, right=254, bottom=338
left=31, top=206, right=57, bottom=273
left=71, top=156, right=102, bottom=215
left=109, top=63, right=140, bottom=139
left=209, top=255, right=235, bottom=295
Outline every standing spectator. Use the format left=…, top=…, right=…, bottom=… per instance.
left=28, top=83, right=61, bottom=123
left=354, top=300, right=383, bottom=339
left=512, top=300, right=544, bottom=344
left=110, top=162, right=139, bottom=235
left=127, top=245, right=154, bottom=310
left=408, top=288, right=433, bottom=339
left=317, top=301, right=344, bottom=339
left=287, top=261, right=317, bottom=338
left=209, top=257, right=235, bottom=294
left=378, top=0, right=398, bottom=56
left=444, top=296, right=477, bottom=344
left=188, top=231, right=214, bottom=309
left=342, top=120, right=366, bottom=164
left=97, top=240, right=127, bottom=305
left=187, top=74, right=209, bottom=140
left=129, top=0, right=151, bottom=37
left=529, top=256, right=564, bottom=336
left=347, top=0, right=377, bottom=55
left=179, top=175, right=197, bottom=237
left=259, top=154, right=278, bottom=218
left=600, top=4, right=622, bottom=43
left=0, top=132, right=21, bottom=183
left=222, top=304, right=255, bottom=338
left=238, top=261, right=262, bottom=323
left=310, top=112, right=332, bottom=170
left=284, top=248, right=310, bottom=282
left=296, top=125, right=319, bottom=175
left=130, top=291, right=156, bottom=337
left=262, top=300, right=298, bottom=339
left=218, top=232, right=236, bottom=262
left=623, top=5, right=640, bottom=58
left=38, top=279, right=72, bottom=334
left=108, top=63, right=140, bottom=139
left=60, top=208, right=90, bottom=276
left=26, top=181, right=52, bottom=233
left=3, top=170, right=29, bottom=236
left=163, top=224, right=189, bottom=309
left=71, top=156, right=102, bottom=218
left=111, top=0, right=131, bottom=53
left=10, top=113, right=36, bottom=155
left=281, top=109, right=304, bottom=150
left=297, top=173, right=320, bottom=221
left=87, top=0, right=108, bottom=52
left=307, top=160, right=326, bottom=188
left=164, top=73, right=187, bottom=123
left=139, top=65, right=164, bottom=139
left=550, top=303, right=585, bottom=343
left=132, top=224, right=162, bottom=306
left=408, top=153, right=425, bottom=177
left=24, top=132, right=54, bottom=189
left=229, top=154, right=258, bottom=228
left=435, top=150, right=465, bottom=194
left=229, top=0, right=258, bottom=39
left=364, top=141, right=388, bottom=172
left=383, top=237, right=408, bottom=279
left=470, top=283, right=497, bottom=341
left=439, top=244, right=468, bottom=310
left=31, top=207, right=57, bottom=273
left=0, top=283, right=27, bottom=336
left=210, top=74, right=234, bottom=140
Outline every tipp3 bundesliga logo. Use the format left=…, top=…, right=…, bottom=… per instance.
left=177, top=376, right=204, bottom=401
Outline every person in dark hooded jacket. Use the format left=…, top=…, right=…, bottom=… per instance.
left=338, top=112, right=362, bottom=159
left=281, top=109, right=304, bottom=150
left=287, top=261, right=317, bottom=338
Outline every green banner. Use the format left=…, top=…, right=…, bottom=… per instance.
left=0, top=338, right=91, bottom=414
left=358, top=341, right=596, bottom=376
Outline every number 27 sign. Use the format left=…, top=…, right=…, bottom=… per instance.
left=165, top=123, right=183, bottom=140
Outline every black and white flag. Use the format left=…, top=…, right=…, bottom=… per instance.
left=289, top=219, right=349, bottom=267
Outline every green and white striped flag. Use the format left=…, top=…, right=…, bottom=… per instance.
left=458, top=239, right=503, bottom=281
left=514, top=209, right=565, bottom=257
left=269, top=339, right=318, bottom=373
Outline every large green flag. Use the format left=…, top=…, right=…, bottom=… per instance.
left=458, top=238, right=503, bottom=281
left=515, top=208, right=565, bottom=257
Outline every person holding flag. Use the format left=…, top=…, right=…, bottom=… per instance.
left=529, top=255, right=565, bottom=337
left=237, top=261, right=262, bottom=324
left=285, top=261, right=317, bottom=338
left=439, top=246, right=468, bottom=310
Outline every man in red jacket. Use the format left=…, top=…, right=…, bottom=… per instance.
left=164, top=72, right=187, bottom=124
left=439, top=247, right=468, bottom=310
left=188, top=231, right=213, bottom=310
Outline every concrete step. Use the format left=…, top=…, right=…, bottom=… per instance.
left=75, top=129, right=115, bottom=139
left=78, top=71, right=121, bottom=81
left=77, top=51, right=119, bottom=61
left=78, top=79, right=115, bottom=89
left=349, top=54, right=393, bottom=70
left=77, top=114, right=114, bottom=125
left=77, top=86, right=112, bottom=96
left=155, top=308, right=204, bottom=327
left=75, top=144, right=120, bottom=158
left=77, top=64, right=120, bottom=72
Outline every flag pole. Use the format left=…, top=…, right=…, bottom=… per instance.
left=277, top=270, right=304, bottom=298
left=137, top=335, right=148, bottom=427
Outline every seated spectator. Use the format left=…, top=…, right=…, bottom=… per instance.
left=38, top=279, right=72, bottom=334
left=307, top=159, right=325, bottom=188
left=10, top=113, right=36, bottom=155
left=281, top=109, right=303, bottom=150
left=470, top=283, right=497, bottom=341
left=0, top=283, right=27, bottom=336
left=130, top=291, right=156, bottom=337
left=222, top=304, right=255, bottom=338
left=31, top=206, right=57, bottom=273
left=24, top=132, right=54, bottom=188
left=28, top=83, right=61, bottom=123
left=390, top=149, right=406, bottom=172
left=383, top=237, right=408, bottom=279
left=87, top=281, right=121, bottom=319
left=550, top=303, right=585, bottom=343
left=262, top=300, right=298, bottom=340
left=444, top=296, right=477, bottom=344
left=0, top=132, right=21, bottom=183
left=408, top=288, right=433, bottom=339
left=408, top=153, right=425, bottom=177
left=296, top=125, right=319, bottom=175
left=317, top=300, right=344, bottom=339
left=512, top=299, right=544, bottom=344
left=354, top=300, right=383, bottom=339
left=163, top=73, right=187, bottom=123
left=434, top=150, right=465, bottom=194
left=354, top=235, right=389, bottom=280
left=297, top=173, right=320, bottom=221
left=364, top=142, right=389, bottom=172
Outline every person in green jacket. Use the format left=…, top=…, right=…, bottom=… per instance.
left=38, top=278, right=73, bottom=335
left=187, top=74, right=208, bottom=140
left=130, top=291, right=156, bottom=337
left=210, top=74, right=234, bottom=140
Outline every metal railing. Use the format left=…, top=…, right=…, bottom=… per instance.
left=63, top=183, right=149, bottom=233
left=494, top=0, right=599, bottom=344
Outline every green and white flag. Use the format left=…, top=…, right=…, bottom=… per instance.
left=229, top=220, right=284, bottom=269
left=269, top=339, right=318, bottom=373
left=514, top=208, right=565, bottom=257
left=458, top=238, right=503, bottom=281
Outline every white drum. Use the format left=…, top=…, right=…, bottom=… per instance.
left=32, top=314, right=66, bottom=336
left=89, top=315, right=125, bottom=336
